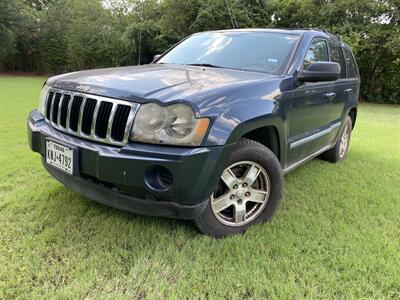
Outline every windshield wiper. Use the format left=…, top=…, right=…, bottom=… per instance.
left=186, top=63, right=222, bottom=68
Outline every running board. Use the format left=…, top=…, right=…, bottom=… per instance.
left=283, top=143, right=334, bottom=175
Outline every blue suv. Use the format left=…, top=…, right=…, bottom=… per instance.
left=28, top=29, right=360, bottom=237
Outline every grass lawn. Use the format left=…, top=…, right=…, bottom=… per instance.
left=0, top=75, right=399, bottom=298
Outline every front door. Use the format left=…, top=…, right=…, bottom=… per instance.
left=287, top=39, right=336, bottom=165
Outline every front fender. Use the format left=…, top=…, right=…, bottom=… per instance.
left=203, top=98, right=287, bottom=161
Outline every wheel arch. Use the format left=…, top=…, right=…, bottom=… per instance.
left=348, top=107, right=357, bottom=129
left=242, top=126, right=281, bottom=163
left=225, top=114, right=286, bottom=167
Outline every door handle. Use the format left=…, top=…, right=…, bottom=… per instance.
left=323, top=92, right=336, bottom=100
left=344, top=88, right=353, bottom=94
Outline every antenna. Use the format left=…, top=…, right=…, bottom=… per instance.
left=224, top=0, right=238, bottom=29
left=231, top=6, right=238, bottom=28
left=138, top=28, right=142, bottom=66
left=137, top=0, right=143, bottom=65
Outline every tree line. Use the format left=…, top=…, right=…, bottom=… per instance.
left=0, top=0, right=399, bottom=104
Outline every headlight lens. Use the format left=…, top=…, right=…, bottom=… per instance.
left=130, top=103, right=209, bottom=146
left=38, top=84, right=50, bottom=116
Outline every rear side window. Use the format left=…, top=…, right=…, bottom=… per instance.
left=329, top=43, right=346, bottom=78
left=344, top=48, right=359, bottom=78
left=303, top=40, right=329, bottom=69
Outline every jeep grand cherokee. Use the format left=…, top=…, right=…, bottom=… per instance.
left=28, top=29, right=360, bottom=237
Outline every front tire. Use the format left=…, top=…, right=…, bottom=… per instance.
left=194, top=138, right=284, bottom=238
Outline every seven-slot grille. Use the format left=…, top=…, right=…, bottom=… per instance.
left=44, top=89, right=140, bottom=146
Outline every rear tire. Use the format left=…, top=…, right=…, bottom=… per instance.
left=320, top=115, right=353, bottom=163
left=194, top=138, right=284, bottom=238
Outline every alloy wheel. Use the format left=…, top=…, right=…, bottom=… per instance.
left=339, top=122, right=351, bottom=158
left=210, top=161, right=270, bottom=227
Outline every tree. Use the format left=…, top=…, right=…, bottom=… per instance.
left=0, top=0, right=20, bottom=70
left=0, top=0, right=398, bottom=103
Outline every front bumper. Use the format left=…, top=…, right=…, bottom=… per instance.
left=28, top=110, right=234, bottom=219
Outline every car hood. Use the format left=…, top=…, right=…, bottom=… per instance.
left=48, top=64, right=282, bottom=106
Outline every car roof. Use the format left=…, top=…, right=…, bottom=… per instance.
left=195, top=28, right=343, bottom=44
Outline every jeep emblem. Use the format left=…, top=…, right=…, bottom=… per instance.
left=76, top=84, right=91, bottom=92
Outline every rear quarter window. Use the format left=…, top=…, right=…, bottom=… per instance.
left=344, top=48, right=359, bottom=79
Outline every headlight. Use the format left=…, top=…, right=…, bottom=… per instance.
left=38, top=84, right=50, bottom=116
left=130, top=103, right=210, bottom=146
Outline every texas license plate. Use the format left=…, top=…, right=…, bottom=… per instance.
left=46, top=140, right=74, bottom=175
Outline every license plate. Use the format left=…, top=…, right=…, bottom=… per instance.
left=46, top=140, right=74, bottom=175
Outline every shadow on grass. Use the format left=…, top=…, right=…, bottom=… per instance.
left=34, top=184, right=199, bottom=240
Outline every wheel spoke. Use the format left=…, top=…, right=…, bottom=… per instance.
left=211, top=160, right=271, bottom=227
left=212, top=194, right=233, bottom=213
left=242, top=164, right=261, bottom=186
left=234, top=204, right=246, bottom=223
left=249, top=189, right=268, bottom=203
left=221, top=169, right=237, bottom=188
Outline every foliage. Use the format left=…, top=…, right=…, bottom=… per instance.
left=0, top=76, right=399, bottom=298
left=0, top=0, right=399, bottom=103
left=0, top=0, right=21, bottom=67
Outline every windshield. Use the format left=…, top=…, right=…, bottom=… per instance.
left=157, top=31, right=300, bottom=74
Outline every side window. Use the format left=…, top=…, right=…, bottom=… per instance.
left=329, top=43, right=346, bottom=78
left=344, top=48, right=359, bottom=78
left=303, top=40, right=329, bottom=69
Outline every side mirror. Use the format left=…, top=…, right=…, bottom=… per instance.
left=152, top=54, right=161, bottom=63
left=298, top=62, right=340, bottom=82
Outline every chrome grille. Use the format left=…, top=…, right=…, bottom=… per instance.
left=44, top=89, right=140, bottom=146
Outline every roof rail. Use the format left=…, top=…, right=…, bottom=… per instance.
left=308, top=28, right=341, bottom=41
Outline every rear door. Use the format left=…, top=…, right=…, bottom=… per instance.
left=328, top=42, right=349, bottom=126
left=288, top=39, right=336, bottom=165
left=343, top=47, right=360, bottom=108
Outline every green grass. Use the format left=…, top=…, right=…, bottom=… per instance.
left=0, top=75, right=399, bottom=299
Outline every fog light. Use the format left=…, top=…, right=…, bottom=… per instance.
left=145, top=166, right=173, bottom=191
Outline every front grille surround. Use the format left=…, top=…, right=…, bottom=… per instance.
left=44, top=89, right=140, bottom=146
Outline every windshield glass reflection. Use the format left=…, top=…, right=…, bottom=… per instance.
left=158, top=32, right=300, bottom=74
